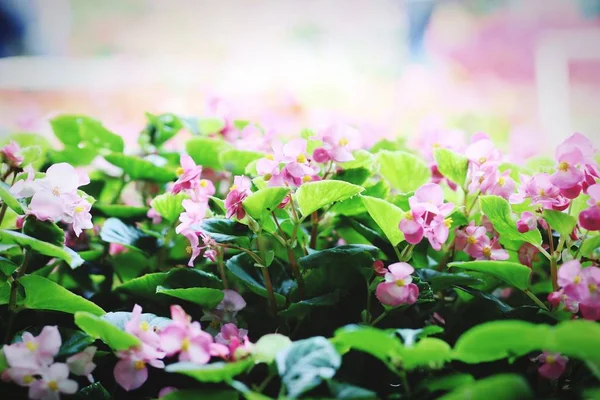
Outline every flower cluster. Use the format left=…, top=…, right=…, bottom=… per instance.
left=224, top=175, right=252, bottom=220
left=375, top=262, right=419, bottom=306
left=548, top=260, right=600, bottom=320
left=399, top=183, right=454, bottom=250
left=172, top=155, right=217, bottom=266
left=256, top=139, right=320, bottom=187
left=312, top=124, right=361, bottom=163
left=455, top=221, right=509, bottom=261
left=2, top=326, right=96, bottom=400
left=10, top=163, right=93, bottom=236
left=466, top=133, right=515, bottom=199
left=1, top=141, right=24, bottom=168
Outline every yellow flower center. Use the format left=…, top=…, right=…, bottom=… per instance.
left=134, top=360, right=145, bottom=370
left=200, top=179, right=208, bottom=187
left=589, top=283, right=598, bottom=293
left=405, top=211, right=413, bottom=220
left=467, top=236, right=477, bottom=245
left=479, top=176, right=485, bottom=184
left=546, top=355, right=556, bottom=364
left=478, top=157, right=487, bottom=164
left=574, top=275, right=581, bottom=284
left=432, top=143, right=440, bottom=148
left=264, top=173, right=272, bottom=181
left=23, top=375, right=34, bottom=385
left=558, top=161, right=570, bottom=172
left=296, top=154, right=307, bottom=163
left=539, top=189, right=546, bottom=196
left=265, top=154, right=275, bottom=161
left=75, top=205, right=85, bottom=213
left=498, top=177, right=505, bottom=186
left=229, top=184, right=237, bottom=192
left=338, top=138, right=349, bottom=146
left=395, top=279, right=405, bottom=287
left=140, top=321, right=150, bottom=331
left=52, top=187, right=60, bottom=196
left=176, top=167, right=185, bottom=176
left=26, top=341, right=39, bottom=352
left=186, top=245, right=193, bottom=254
left=302, top=175, right=312, bottom=183
left=482, top=247, right=492, bottom=258
left=444, top=217, right=453, bottom=228
left=48, top=381, right=58, bottom=391
left=181, top=337, right=190, bottom=352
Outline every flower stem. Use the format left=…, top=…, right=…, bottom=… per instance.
left=393, top=246, right=403, bottom=262
left=271, top=212, right=305, bottom=299
left=523, top=289, right=549, bottom=311
left=309, top=211, right=319, bottom=249
left=365, top=278, right=373, bottom=323
left=547, top=226, right=558, bottom=292
left=256, top=234, right=279, bottom=317
left=217, top=248, right=229, bottom=289
left=4, top=250, right=31, bottom=343
left=370, top=309, right=390, bottom=326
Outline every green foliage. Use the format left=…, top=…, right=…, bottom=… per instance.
left=0, top=229, right=83, bottom=268
left=448, top=260, right=531, bottom=290
left=438, top=374, right=532, bottom=400
left=166, top=359, right=254, bottom=383
left=377, top=150, right=431, bottom=192
left=104, top=153, right=176, bottom=182
left=151, top=192, right=188, bottom=223
left=434, top=147, right=469, bottom=187
left=542, top=209, right=577, bottom=237
left=361, top=195, right=405, bottom=246
left=74, top=312, right=140, bottom=351
left=295, top=180, right=364, bottom=217
left=480, top=195, right=542, bottom=245
left=186, top=137, right=233, bottom=169
left=0, top=182, right=24, bottom=214
left=219, top=149, right=265, bottom=175
left=242, top=187, right=290, bottom=221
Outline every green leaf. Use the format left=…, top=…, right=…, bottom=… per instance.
left=117, top=269, right=221, bottom=299
left=279, top=292, right=340, bottom=318
left=242, top=187, right=290, bottom=221
left=434, top=147, right=469, bottom=187
left=0, top=182, right=24, bottom=214
left=151, top=192, right=188, bottom=223
left=480, top=195, right=541, bottom=245
left=72, top=382, right=111, bottom=400
left=156, top=286, right=224, bottom=309
left=438, top=374, right=532, bottom=400
left=100, top=218, right=158, bottom=254
left=276, top=337, right=342, bottom=399
left=226, top=253, right=291, bottom=307
left=20, top=275, right=105, bottom=315
left=219, top=149, right=265, bottom=176
left=0, top=229, right=84, bottom=268
left=166, top=359, right=253, bottom=383
left=117, top=272, right=167, bottom=298
left=79, top=118, right=124, bottom=153
left=201, top=218, right=250, bottom=247
left=416, top=269, right=483, bottom=292
left=361, top=195, right=405, bottom=246
left=377, top=150, right=431, bottom=192
left=19, top=145, right=42, bottom=167
left=93, top=204, right=149, bottom=219
left=57, top=330, right=95, bottom=357
left=23, top=217, right=65, bottom=247
left=296, top=181, right=364, bottom=218
left=253, top=333, right=293, bottom=363
left=0, top=256, right=18, bottom=276
left=198, top=117, right=227, bottom=135
left=331, top=168, right=370, bottom=186
left=401, top=338, right=452, bottom=370
left=298, top=245, right=378, bottom=270
left=327, top=381, right=377, bottom=399
left=50, top=115, right=84, bottom=146
left=448, top=260, right=531, bottom=290
left=161, top=389, right=239, bottom=400
left=339, top=149, right=373, bottom=170
left=74, top=312, right=140, bottom=351
left=545, top=319, right=600, bottom=364
left=581, top=235, right=600, bottom=259
left=186, top=137, right=233, bottom=169
left=333, top=325, right=403, bottom=371
left=142, top=113, right=183, bottom=147
left=104, top=153, right=176, bottom=182
left=1, top=133, right=51, bottom=169
left=49, top=145, right=97, bottom=166
left=0, top=349, right=7, bottom=374
left=0, top=281, right=11, bottom=305
left=542, top=209, right=577, bottom=237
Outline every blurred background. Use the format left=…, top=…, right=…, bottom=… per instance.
left=0, top=0, right=599, bottom=156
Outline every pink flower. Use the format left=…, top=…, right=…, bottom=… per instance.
left=5, top=366, right=39, bottom=387
left=551, top=133, right=599, bottom=191
left=64, top=196, right=93, bottom=237
left=10, top=165, right=39, bottom=199
left=66, top=346, right=96, bottom=383
left=455, top=222, right=487, bottom=257
left=557, top=260, right=585, bottom=290
left=3, top=326, right=61, bottom=370
left=204, top=290, right=247, bottom=325
left=36, top=163, right=89, bottom=200
left=579, top=183, right=600, bottom=231
left=548, top=289, right=579, bottom=313
left=373, top=260, right=387, bottom=276
left=159, top=306, right=228, bottom=364
left=465, top=134, right=502, bottom=166
left=109, top=243, right=127, bottom=256
left=159, top=387, right=178, bottom=398
left=171, top=155, right=203, bottom=194
left=510, top=173, right=569, bottom=211
left=471, top=236, right=509, bottom=261
left=125, top=305, right=161, bottom=348
left=175, top=199, right=208, bottom=234
left=481, top=168, right=515, bottom=199
left=257, top=139, right=317, bottom=187
left=312, top=147, right=331, bottom=163
left=534, top=352, right=568, bottom=380
left=28, top=363, right=78, bottom=400
left=215, top=323, right=252, bottom=360
left=114, top=344, right=165, bottom=392
left=408, top=183, right=454, bottom=216
left=314, top=124, right=361, bottom=163
left=225, top=176, right=252, bottom=220
left=424, top=215, right=451, bottom=251
left=516, top=211, right=538, bottom=233
left=0, top=141, right=23, bottom=168
left=518, top=242, right=540, bottom=268
left=190, top=179, right=216, bottom=203
left=147, top=207, right=162, bottom=224
left=375, top=262, right=419, bottom=306
left=183, top=230, right=201, bottom=267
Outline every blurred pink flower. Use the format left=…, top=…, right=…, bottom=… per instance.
left=28, top=363, right=78, bottom=400
left=171, top=155, right=203, bottom=194
left=0, top=141, right=23, bottom=168
left=534, top=352, right=568, bottom=380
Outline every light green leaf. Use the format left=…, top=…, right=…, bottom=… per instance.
left=142, top=112, right=183, bottom=147
left=20, top=275, right=105, bottom=315
left=0, top=182, right=24, bottom=214
left=198, top=117, right=226, bottom=135
left=50, top=115, right=84, bottom=146
left=185, top=137, right=233, bottom=170
left=296, top=181, right=364, bottom=218
left=333, top=325, right=403, bottom=371
left=242, top=187, right=290, bottom=220
left=219, top=149, right=265, bottom=176
left=74, top=312, right=140, bottom=351
left=72, top=382, right=111, bottom=400
left=580, top=235, right=600, bottom=259
left=361, top=195, right=405, bottom=246
left=339, top=150, right=373, bottom=170
left=253, top=333, right=293, bottom=363
left=434, top=147, right=469, bottom=187
left=156, top=286, right=224, bottom=309
left=19, top=145, right=42, bottom=167
left=480, top=195, right=542, bottom=245
left=166, top=359, right=253, bottom=383
left=49, top=144, right=97, bottom=167
left=79, top=118, right=124, bottom=153
left=0, top=229, right=84, bottom=269
left=448, top=260, right=531, bottom=290
left=104, top=153, right=176, bottom=182
left=151, top=192, right=189, bottom=223
left=377, top=150, right=431, bottom=192
left=438, top=374, right=532, bottom=400
left=542, top=209, right=577, bottom=237
left=1, top=133, right=51, bottom=169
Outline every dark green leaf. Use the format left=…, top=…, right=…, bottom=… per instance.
left=100, top=218, right=158, bottom=254
left=279, top=292, right=340, bottom=318
left=72, top=382, right=111, bottom=400
left=156, top=286, right=224, bottom=309
left=57, top=330, right=95, bottom=357
left=0, top=229, right=83, bottom=268
left=93, top=204, right=149, bottom=219
left=201, top=218, right=251, bottom=247
left=438, top=374, right=532, bottom=400
left=327, top=380, right=377, bottom=399
left=416, top=269, right=483, bottom=292
left=298, top=245, right=378, bottom=270
left=161, top=389, right=239, bottom=400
